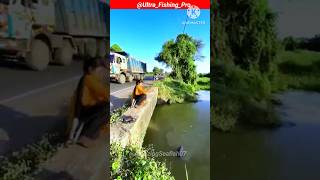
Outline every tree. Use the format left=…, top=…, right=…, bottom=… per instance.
left=213, top=0, right=278, bottom=72
left=153, top=67, right=161, bottom=75
left=156, top=34, right=201, bottom=84
left=111, top=44, right=123, bottom=52
left=282, top=36, right=298, bottom=51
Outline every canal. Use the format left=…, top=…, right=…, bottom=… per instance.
left=212, top=91, right=320, bottom=180
left=143, top=91, right=210, bottom=180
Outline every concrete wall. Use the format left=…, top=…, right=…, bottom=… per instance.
left=110, top=87, right=158, bottom=147
left=37, top=131, right=108, bottom=180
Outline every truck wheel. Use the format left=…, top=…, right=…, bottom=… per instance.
left=119, top=74, right=126, bottom=84
left=54, top=40, right=73, bottom=66
left=26, top=39, right=50, bottom=71
left=85, top=40, right=97, bottom=58
left=78, top=43, right=85, bottom=57
left=97, top=39, right=106, bottom=57
left=127, top=75, right=133, bottom=82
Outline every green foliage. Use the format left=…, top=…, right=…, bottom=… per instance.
left=277, top=50, right=320, bottom=92
left=214, top=0, right=278, bottom=72
left=211, top=62, right=281, bottom=130
left=152, top=67, right=163, bottom=75
left=0, top=134, right=62, bottom=180
left=211, top=0, right=281, bottom=131
left=211, top=98, right=239, bottom=132
left=282, top=36, right=299, bottom=51
left=110, top=143, right=174, bottom=180
left=196, top=77, right=210, bottom=90
left=153, top=78, right=197, bottom=104
left=110, top=102, right=130, bottom=123
left=111, top=44, right=124, bottom=53
left=156, top=34, right=200, bottom=84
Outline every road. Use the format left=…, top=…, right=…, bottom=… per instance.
left=110, top=75, right=154, bottom=93
left=110, top=76, right=155, bottom=111
left=0, top=60, right=82, bottom=155
left=0, top=59, right=154, bottom=155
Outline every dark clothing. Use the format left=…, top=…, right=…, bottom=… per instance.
left=135, top=94, right=146, bottom=106
left=74, top=76, right=107, bottom=140
left=79, top=103, right=107, bottom=139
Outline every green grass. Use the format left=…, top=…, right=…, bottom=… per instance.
left=212, top=50, right=320, bottom=131
left=0, top=134, right=62, bottom=180
left=153, top=78, right=197, bottom=104
left=196, top=77, right=210, bottom=90
left=277, top=50, right=320, bottom=92
left=110, top=103, right=130, bottom=124
left=211, top=62, right=281, bottom=131
left=110, top=143, right=174, bottom=180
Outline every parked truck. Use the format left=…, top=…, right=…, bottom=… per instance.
left=0, top=0, right=109, bottom=71
left=110, top=52, right=146, bottom=84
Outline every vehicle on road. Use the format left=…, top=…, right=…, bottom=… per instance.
left=110, top=52, right=146, bottom=84
left=0, top=0, right=109, bottom=71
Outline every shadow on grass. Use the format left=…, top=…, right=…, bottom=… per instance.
left=278, top=58, right=320, bottom=76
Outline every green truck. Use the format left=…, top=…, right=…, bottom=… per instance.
left=0, top=0, right=108, bottom=70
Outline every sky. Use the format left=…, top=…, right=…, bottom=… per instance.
left=268, top=0, right=320, bottom=38
left=110, top=9, right=210, bottom=73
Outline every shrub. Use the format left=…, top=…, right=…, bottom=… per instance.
left=110, top=143, right=174, bottom=180
left=0, top=134, right=62, bottom=180
left=153, top=78, right=197, bottom=104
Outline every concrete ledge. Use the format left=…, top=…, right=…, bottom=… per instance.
left=36, top=131, right=108, bottom=180
left=110, top=87, right=158, bottom=147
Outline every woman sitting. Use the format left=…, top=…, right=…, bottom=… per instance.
left=67, top=58, right=108, bottom=147
left=132, top=80, right=148, bottom=108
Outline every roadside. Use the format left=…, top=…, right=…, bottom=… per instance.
left=0, top=61, right=83, bottom=155
left=110, top=77, right=155, bottom=111
left=0, top=60, right=83, bottom=179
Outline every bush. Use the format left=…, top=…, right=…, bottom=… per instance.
left=110, top=103, right=130, bottom=124
left=212, top=62, right=281, bottom=130
left=211, top=97, right=239, bottom=132
left=277, top=50, right=320, bottom=92
left=110, top=143, right=174, bottom=180
left=196, top=77, right=210, bottom=90
left=154, top=78, right=197, bottom=104
left=282, top=36, right=299, bottom=51
left=0, top=134, right=62, bottom=180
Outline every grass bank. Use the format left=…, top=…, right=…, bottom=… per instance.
left=153, top=77, right=210, bottom=104
left=197, top=77, right=210, bottom=90
left=277, top=50, right=320, bottom=92
left=153, top=78, right=198, bottom=104
left=212, top=50, right=320, bottom=131
left=212, top=62, right=281, bottom=131
left=110, top=143, right=174, bottom=180
left=0, top=134, right=62, bottom=180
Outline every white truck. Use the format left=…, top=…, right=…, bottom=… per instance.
left=0, top=0, right=108, bottom=70
left=110, top=52, right=146, bottom=84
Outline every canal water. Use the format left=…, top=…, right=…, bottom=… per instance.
left=213, top=91, right=320, bottom=180
left=143, top=91, right=210, bottom=180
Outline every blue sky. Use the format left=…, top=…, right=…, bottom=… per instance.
left=110, top=9, right=210, bottom=73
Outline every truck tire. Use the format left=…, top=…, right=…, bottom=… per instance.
left=78, top=43, right=85, bottom=57
left=85, top=40, right=97, bottom=58
left=54, top=40, right=73, bottom=66
left=26, top=40, right=50, bottom=71
left=127, top=75, right=133, bottom=82
left=119, top=74, right=126, bottom=84
left=97, top=39, right=106, bottom=57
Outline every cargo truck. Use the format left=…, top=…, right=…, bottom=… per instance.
left=110, top=52, right=146, bottom=84
left=0, top=0, right=109, bottom=71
